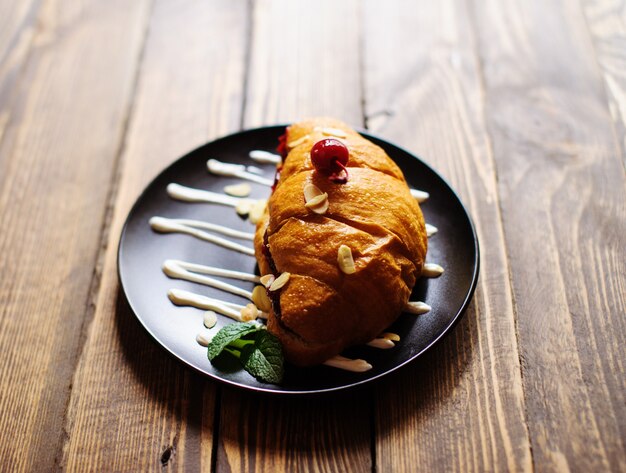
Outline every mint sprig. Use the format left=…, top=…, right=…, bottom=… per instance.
left=240, top=330, right=284, bottom=384
left=207, top=322, right=284, bottom=384
left=207, top=322, right=259, bottom=360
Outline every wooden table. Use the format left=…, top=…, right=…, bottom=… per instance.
left=1, top=0, right=624, bottom=471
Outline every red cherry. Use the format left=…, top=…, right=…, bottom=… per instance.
left=310, top=139, right=350, bottom=183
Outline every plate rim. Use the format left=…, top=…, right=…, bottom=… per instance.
left=117, top=124, right=480, bottom=395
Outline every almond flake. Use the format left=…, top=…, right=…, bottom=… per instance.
left=337, top=245, right=356, bottom=274
left=381, top=332, right=401, bottom=342
left=303, top=183, right=329, bottom=214
left=321, top=127, right=348, bottom=138
left=404, top=301, right=431, bottom=315
left=422, top=263, right=444, bottom=278
left=305, top=195, right=329, bottom=215
left=224, top=183, right=251, bottom=197
left=367, top=338, right=395, bottom=349
left=323, top=356, right=372, bottom=372
left=259, top=274, right=275, bottom=288
left=269, top=272, right=290, bottom=291
left=203, top=311, right=217, bottom=329
left=248, top=199, right=267, bottom=224
left=303, top=183, right=323, bottom=201
left=196, top=332, right=213, bottom=347
left=304, top=193, right=328, bottom=208
left=287, top=134, right=309, bottom=148
left=251, top=285, right=272, bottom=312
left=410, top=188, right=429, bottom=203
left=240, top=303, right=259, bottom=321
left=235, top=199, right=254, bottom=216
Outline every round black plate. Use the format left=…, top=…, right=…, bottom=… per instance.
left=118, top=126, right=479, bottom=394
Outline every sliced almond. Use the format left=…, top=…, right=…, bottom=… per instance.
left=259, top=274, right=275, bottom=288
left=196, top=332, right=213, bottom=347
left=305, top=194, right=329, bottom=214
left=304, top=193, right=328, bottom=208
left=203, top=311, right=217, bottom=329
left=240, top=303, right=259, bottom=321
left=224, top=183, right=251, bottom=197
left=425, top=223, right=438, bottom=237
left=323, top=356, right=372, bottom=372
left=248, top=199, right=267, bottom=224
left=404, top=301, right=432, bottom=315
left=269, top=272, right=290, bottom=291
left=410, top=188, right=430, bottom=203
left=235, top=199, right=254, bottom=216
left=422, top=263, right=444, bottom=278
left=367, top=338, right=395, bottom=349
left=337, top=245, right=356, bottom=274
left=287, top=134, right=308, bottom=148
left=303, top=183, right=323, bottom=201
left=303, top=183, right=329, bottom=214
left=251, top=285, right=272, bottom=312
left=380, top=332, right=401, bottom=342
left=321, top=127, right=348, bottom=138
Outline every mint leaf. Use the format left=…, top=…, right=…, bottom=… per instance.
left=207, top=322, right=260, bottom=360
left=240, top=330, right=284, bottom=384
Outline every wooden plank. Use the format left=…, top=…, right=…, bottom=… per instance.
left=0, top=0, right=153, bottom=471
left=0, top=0, right=42, bottom=143
left=216, top=1, right=373, bottom=472
left=471, top=0, right=626, bottom=470
left=218, top=389, right=372, bottom=472
left=581, top=0, right=626, bottom=164
left=242, top=0, right=363, bottom=127
left=362, top=0, right=533, bottom=471
left=58, top=1, right=250, bottom=471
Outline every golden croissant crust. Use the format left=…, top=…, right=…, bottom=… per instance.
left=254, top=118, right=427, bottom=366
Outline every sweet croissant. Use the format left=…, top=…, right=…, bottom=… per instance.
left=254, top=118, right=427, bottom=366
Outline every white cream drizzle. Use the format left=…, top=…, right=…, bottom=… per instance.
left=249, top=150, right=281, bottom=164
left=410, top=189, right=430, bottom=203
left=207, top=159, right=273, bottom=186
left=165, top=259, right=260, bottom=282
left=422, top=263, right=444, bottom=278
left=323, top=355, right=373, bottom=372
left=426, top=223, right=438, bottom=237
left=404, top=301, right=432, bottom=314
left=150, top=217, right=254, bottom=256
left=152, top=217, right=254, bottom=240
left=163, top=260, right=258, bottom=299
left=246, top=165, right=266, bottom=175
left=168, top=288, right=247, bottom=321
left=167, top=183, right=241, bottom=206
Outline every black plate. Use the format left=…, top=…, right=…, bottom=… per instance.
left=118, top=126, right=479, bottom=394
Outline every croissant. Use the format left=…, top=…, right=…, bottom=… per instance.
left=254, top=118, right=427, bottom=366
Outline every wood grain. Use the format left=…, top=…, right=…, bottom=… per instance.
left=216, top=1, right=373, bottom=472
left=218, top=389, right=372, bottom=473
left=362, top=0, right=533, bottom=471
left=581, top=0, right=626, bottom=166
left=471, top=0, right=626, bottom=470
left=0, top=0, right=41, bottom=144
left=60, top=0, right=249, bottom=471
left=242, top=0, right=363, bottom=127
left=0, top=0, right=152, bottom=471
left=0, top=0, right=622, bottom=470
